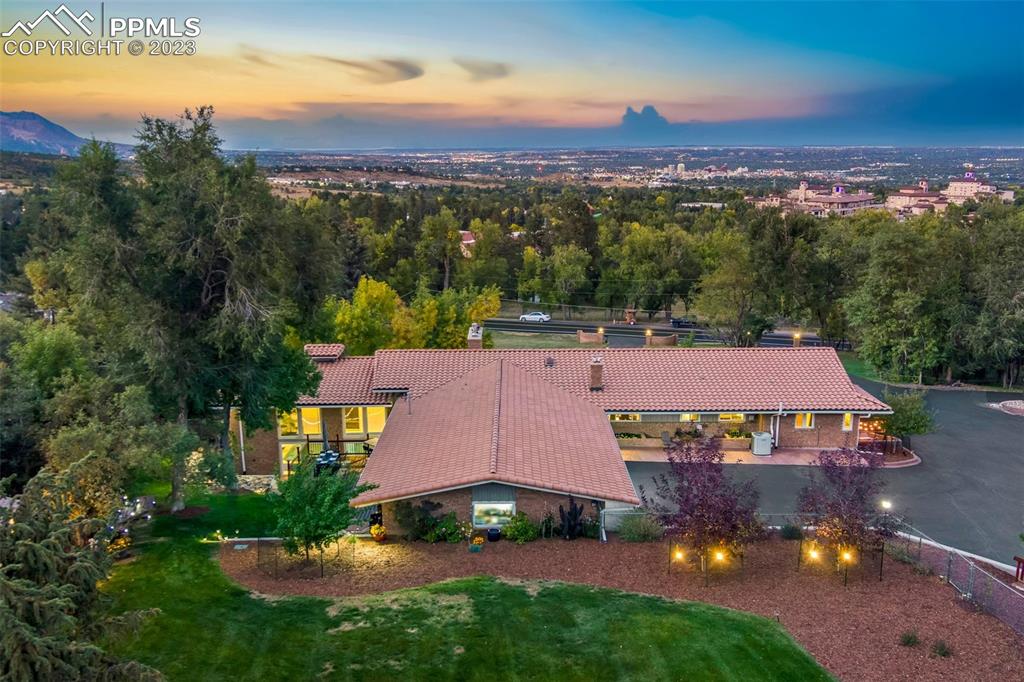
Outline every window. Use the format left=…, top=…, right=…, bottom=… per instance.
left=608, top=413, right=641, bottom=422
left=842, top=413, right=854, bottom=432
left=718, top=413, right=745, bottom=423
left=279, top=409, right=298, bottom=436
left=679, top=413, right=699, bottom=422
left=366, top=406, right=388, bottom=434
left=344, top=407, right=363, bottom=434
left=300, top=408, right=322, bottom=436
left=472, top=502, right=515, bottom=528
left=280, top=443, right=301, bottom=476
left=794, top=413, right=815, bottom=429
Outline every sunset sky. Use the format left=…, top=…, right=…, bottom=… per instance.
left=2, top=1, right=1022, bottom=147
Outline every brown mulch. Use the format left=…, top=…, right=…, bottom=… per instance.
left=165, top=505, right=210, bottom=519
left=219, top=537, right=1024, bottom=682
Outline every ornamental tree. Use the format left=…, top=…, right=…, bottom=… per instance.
left=797, top=448, right=887, bottom=554
left=0, top=466, right=157, bottom=680
left=642, top=436, right=761, bottom=564
left=272, top=460, right=375, bottom=560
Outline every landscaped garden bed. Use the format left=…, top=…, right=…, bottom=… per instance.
left=219, top=535, right=1024, bottom=682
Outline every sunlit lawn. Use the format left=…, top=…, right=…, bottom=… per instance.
left=490, top=330, right=597, bottom=349
left=105, top=493, right=831, bottom=681
left=838, top=351, right=880, bottom=381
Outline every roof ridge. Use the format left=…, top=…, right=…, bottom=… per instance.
left=490, top=360, right=502, bottom=474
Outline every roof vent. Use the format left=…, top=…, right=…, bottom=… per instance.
left=544, top=356, right=555, bottom=368
left=467, top=322, right=483, bottom=349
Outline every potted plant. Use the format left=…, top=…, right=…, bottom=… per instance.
left=469, top=536, right=485, bottom=553
left=369, top=523, right=387, bottom=543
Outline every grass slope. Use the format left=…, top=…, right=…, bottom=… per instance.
left=106, top=494, right=831, bottom=681
left=838, top=351, right=880, bottom=382
left=489, top=330, right=596, bottom=349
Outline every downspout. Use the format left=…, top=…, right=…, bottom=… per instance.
left=237, top=413, right=247, bottom=474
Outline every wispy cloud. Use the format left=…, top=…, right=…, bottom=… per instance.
left=238, top=44, right=278, bottom=68
left=453, top=57, right=511, bottom=82
left=314, top=57, right=424, bottom=83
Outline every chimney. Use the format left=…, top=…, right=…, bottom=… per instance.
left=467, top=323, right=483, bottom=350
left=589, top=355, right=603, bottom=391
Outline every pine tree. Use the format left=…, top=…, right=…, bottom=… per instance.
left=1, top=466, right=158, bottom=681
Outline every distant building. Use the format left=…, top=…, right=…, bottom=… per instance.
left=458, top=230, right=476, bottom=257
left=749, top=181, right=882, bottom=218
left=884, top=168, right=1014, bottom=218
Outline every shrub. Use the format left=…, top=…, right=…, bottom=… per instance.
left=503, top=512, right=539, bottom=544
left=539, top=511, right=557, bottom=539
left=582, top=516, right=601, bottom=540
left=899, top=631, right=919, bottom=647
left=931, top=640, right=952, bottom=658
left=779, top=524, right=804, bottom=540
left=617, top=514, right=664, bottom=542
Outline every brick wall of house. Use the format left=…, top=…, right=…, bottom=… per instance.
left=379, top=486, right=601, bottom=535
left=229, top=410, right=279, bottom=475
left=776, top=413, right=859, bottom=449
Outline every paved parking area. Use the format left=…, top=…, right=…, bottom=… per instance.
left=627, top=380, right=1024, bottom=564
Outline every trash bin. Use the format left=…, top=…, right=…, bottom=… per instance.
left=751, top=432, right=773, bottom=456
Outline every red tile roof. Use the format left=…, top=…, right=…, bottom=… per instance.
left=352, top=360, right=639, bottom=506
left=297, top=356, right=389, bottom=406
left=368, top=347, right=890, bottom=413
left=303, top=343, right=345, bottom=360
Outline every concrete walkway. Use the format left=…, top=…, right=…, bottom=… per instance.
left=627, top=378, right=1024, bottom=564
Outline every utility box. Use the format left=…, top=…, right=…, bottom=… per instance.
left=751, top=432, right=773, bottom=456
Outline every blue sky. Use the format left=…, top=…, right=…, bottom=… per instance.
left=2, top=0, right=1022, bottom=147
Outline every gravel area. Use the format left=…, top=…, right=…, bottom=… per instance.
left=219, top=536, right=1023, bottom=681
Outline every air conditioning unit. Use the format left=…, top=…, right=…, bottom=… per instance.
left=751, top=432, right=773, bottom=456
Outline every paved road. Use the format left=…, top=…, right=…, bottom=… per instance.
left=628, top=379, right=1024, bottom=564
left=485, top=318, right=825, bottom=348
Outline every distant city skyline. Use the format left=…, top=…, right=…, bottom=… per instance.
left=1, top=0, right=1022, bottom=148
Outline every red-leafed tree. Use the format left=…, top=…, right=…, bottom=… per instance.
left=798, top=448, right=889, bottom=556
left=641, top=437, right=761, bottom=575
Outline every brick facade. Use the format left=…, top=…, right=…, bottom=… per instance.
left=229, top=410, right=279, bottom=475
left=776, top=413, right=859, bottom=449
left=379, top=485, right=600, bottom=536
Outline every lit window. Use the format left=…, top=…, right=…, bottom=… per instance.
left=300, top=408, right=322, bottom=436
left=366, top=406, right=388, bottom=434
left=280, top=443, right=301, bottom=476
left=472, top=502, right=515, bottom=527
left=679, top=413, right=699, bottom=422
left=718, top=413, right=745, bottom=423
left=609, top=413, right=641, bottom=422
left=344, top=407, right=363, bottom=434
left=795, top=413, right=815, bottom=429
left=279, top=409, right=298, bottom=436
left=842, top=413, right=854, bottom=431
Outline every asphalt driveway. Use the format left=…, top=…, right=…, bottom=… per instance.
left=627, top=380, right=1024, bottom=564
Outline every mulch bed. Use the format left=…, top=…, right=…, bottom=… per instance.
left=164, top=505, right=210, bottom=519
left=219, top=536, right=1024, bottom=682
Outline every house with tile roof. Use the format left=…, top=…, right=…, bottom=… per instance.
left=230, top=334, right=891, bottom=533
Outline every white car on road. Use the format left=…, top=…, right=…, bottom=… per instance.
left=519, top=312, right=551, bottom=322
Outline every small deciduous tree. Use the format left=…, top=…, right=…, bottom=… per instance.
left=272, top=460, right=374, bottom=562
left=798, top=448, right=886, bottom=559
left=642, top=437, right=761, bottom=579
left=880, top=390, right=934, bottom=446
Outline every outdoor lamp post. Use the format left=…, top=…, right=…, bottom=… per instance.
left=841, top=550, right=853, bottom=586
left=792, top=332, right=802, bottom=348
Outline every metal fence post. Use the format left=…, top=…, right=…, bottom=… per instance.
left=946, top=550, right=953, bottom=584
left=966, top=564, right=975, bottom=600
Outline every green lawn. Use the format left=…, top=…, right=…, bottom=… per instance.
left=105, top=494, right=831, bottom=681
left=838, top=351, right=880, bottom=382
left=490, top=330, right=598, bottom=349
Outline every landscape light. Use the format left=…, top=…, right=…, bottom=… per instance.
left=808, top=548, right=819, bottom=560
left=674, top=549, right=684, bottom=561
left=714, top=550, right=725, bottom=562
left=842, top=551, right=853, bottom=562
left=645, top=328, right=653, bottom=336
left=597, top=327, right=604, bottom=334
left=880, top=499, right=893, bottom=510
